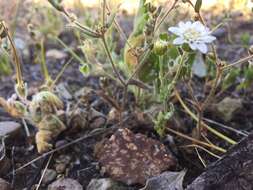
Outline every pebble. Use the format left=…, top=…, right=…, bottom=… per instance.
left=46, top=49, right=68, bottom=60
left=87, top=178, right=127, bottom=190
left=42, top=169, right=57, bottom=185
left=0, top=121, right=21, bottom=138
left=48, top=178, right=83, bottom=190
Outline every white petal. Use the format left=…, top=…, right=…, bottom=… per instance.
left=173, top=37, right=185, bottom=45
left=178, top=21, right=185, bottom=28
left=196, top=43, right=208, bottom=54
left=168, top=27, right=182, bottom=35
left=189, top=42, right=198, bottom=50
left=200, top=35, right=216, bottom=43
left=185, top=21, right=192, bottom=28
left=192, top=21, right=202, bottom=28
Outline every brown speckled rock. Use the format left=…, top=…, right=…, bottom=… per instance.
left=95, top=128, right=176, bottom=185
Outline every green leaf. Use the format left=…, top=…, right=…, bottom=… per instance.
left=159, top=33, right=169, bottom=41
left=79, top=64, right=90, bottom=76
left=194, top=0, right=202, bottom=13
left=222, top=68, right=240, bottom=90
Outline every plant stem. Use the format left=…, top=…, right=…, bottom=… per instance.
left=101, top=35, right=125, bottom=86
left=102, top=0, right=106, bottom=27
left=202, top=66, right=222, bottom=109
left=182, top=144, right=221, bottom=159
left=166, top=127, right=226, bottom=153
left=222, top=54, right=253, bottom=70
left=40, top=39, right=51, bottom=83
left=175, top=89, right=237, bottom=145
left=2, top=22, right=23, bottom=86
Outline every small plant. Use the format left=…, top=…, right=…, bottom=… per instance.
left=1, top=0, right=252, bottom=160
left=0, top=21, right=67, bottom=153
left=46, top=0, right=253, bottom=157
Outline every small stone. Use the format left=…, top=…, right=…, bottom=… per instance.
left=90, top=117, right=106, bottom=129
left=55, top=140, right=68, bottom=148
left=89, top=108, right=106, bottom=121
left=55, top=163, right=67, bottom=174
left=0, top=156, right=11, bottom=175
left=141, top=170, right=186, bottom=190
left=55, top=155, right=72, bottom=164
left=87, top=178, right=127, bottom=190
left=107, top=108, right=120, bottom=124
left=95, top=128, right=176, bottom=185
left=55, top=83, right=73, bottom=100
left=48, top=178, right=83, bottom=190
left=212, top=28, right=227, bottom=38
left=55, top=155, right=72, bottom=173
left=0, top=121, right=21, bottom=138
left=42, top=169, right=57, bottom=185
left=46, top=49, right=68, bottom=60
left=0, top=178, right=11, bottom=190
left=215, top=97, right=242, bottom=122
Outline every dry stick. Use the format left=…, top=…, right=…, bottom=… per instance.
left=35, top=153, right=53, bottom=190
left=195, top=147, right=207, bottom=168
left=50, top=58, right=73, bottom=89
left=174, top=89, right=237, bottom=145
left=182, top=144, right=221, bottom=159
left=105, top=2, right=133, bottom=49
left=11, top=146, right=15, bottom=188
left=165, top=127, right=226, bottom=153
left=154, top=0, right=178, bottom=33
left=2, top=22, right=23, bottom=87
left=222, top=54, right=253, bottom=70
left=9, top=127, right=114, bottom=175
left=203, top=118, right=248, bottom=137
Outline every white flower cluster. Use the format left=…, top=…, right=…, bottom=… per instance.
left=168, top=21, right=216, bottom=54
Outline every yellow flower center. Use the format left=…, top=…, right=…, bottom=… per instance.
left=184, top=28, right=201, bottom=41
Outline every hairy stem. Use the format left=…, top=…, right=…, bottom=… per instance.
left=101, top=35, right=125, bottom=86
left=40, top=39, right=51, bottom=83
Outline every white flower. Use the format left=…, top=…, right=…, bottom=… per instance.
left=168, top=21, right=216, bottom=54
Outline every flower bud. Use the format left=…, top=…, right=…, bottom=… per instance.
left=154, top=39, right=168, bottom=55
left=207, top=52, right=215, bottom=60
left=30, top=91, right=63, bottom=120
left=48, top=0, right=64, bottom=12
left=147, top=3, right=157, bottom=13
left=249, top=45, right=253, bottom=54
left=153, top=6, right=162, bottom=18
left=15, top=83, right=28, bottom=100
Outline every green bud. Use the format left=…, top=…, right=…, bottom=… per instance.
left=48, top=0, right=64, bottom=12
left=154, top=39, right=168, bottom=55
left=194, top=0, right=202, bottom=13
left=207, top=52, right=215, bottom=60
left=181, top=43, right=193, bottom=52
